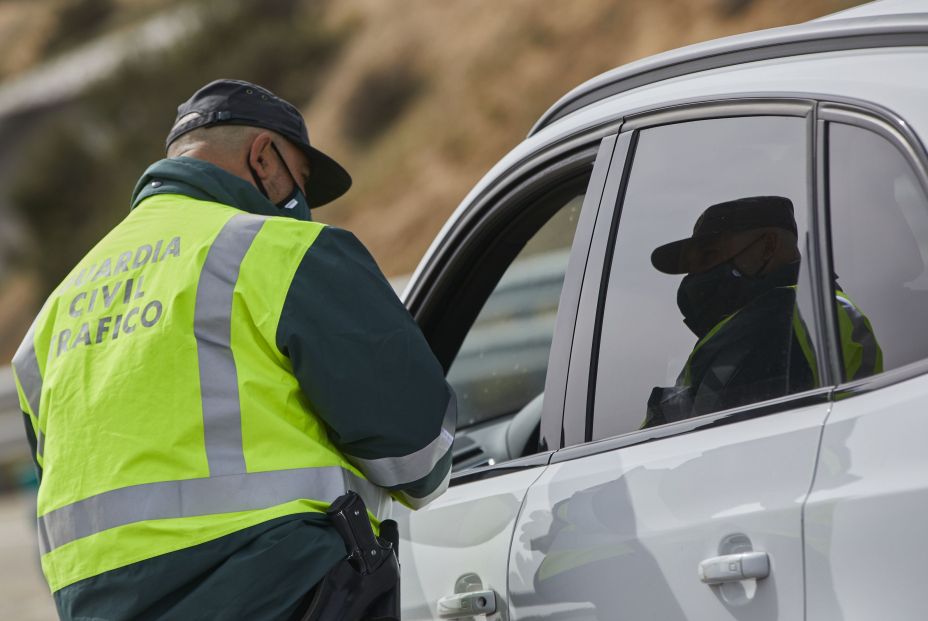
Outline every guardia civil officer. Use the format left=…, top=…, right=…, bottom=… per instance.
left=643, top=196, right=881, bottom=428
left=11, top=79, right=455, bottom=620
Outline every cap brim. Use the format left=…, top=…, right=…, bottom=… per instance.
left=299, top=144, right=352, bottom=208
left=650, top=232, right=724, bottom=274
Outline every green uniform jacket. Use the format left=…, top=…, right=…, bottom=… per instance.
left=12, top=157, right=455, bottom=621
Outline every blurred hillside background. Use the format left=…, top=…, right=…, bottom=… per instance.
left=0, top=0, right=863, bottom=617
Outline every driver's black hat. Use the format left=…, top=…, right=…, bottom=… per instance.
left=166, top=79, right=351, bottom=207
left=651, top=196, right=797, bottom=274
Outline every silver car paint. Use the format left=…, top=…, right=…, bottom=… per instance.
left=805, top=373, right=928, bottom=620
left=396, top=466, right=546, bottom=620
left=399, top=2, right=928, bottom=619
left=509, top=403, right=830, bottom=620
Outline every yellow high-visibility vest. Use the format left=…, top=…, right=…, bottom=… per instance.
left=12, top=194, right=388, bottom=593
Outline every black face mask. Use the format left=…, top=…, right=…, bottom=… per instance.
left=247, top=143, right=312, bottom=221
left=676, top=236, right=771, bottom=338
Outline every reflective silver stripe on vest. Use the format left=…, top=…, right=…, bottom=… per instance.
left=835, top=294, right=879, bottom=378
left=345, top=391, right=457, bottom=488
left=37, top=466, right=387, bottom=554
left=398, top=467, right=452, bottom=510
left=12, top=321, right=43, bottom=420
left=195, top=214, right=266, bottom=476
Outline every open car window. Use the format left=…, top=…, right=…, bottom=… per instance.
left=447, top=194, right=583, bottom=430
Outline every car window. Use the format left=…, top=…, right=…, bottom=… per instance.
left=827, top=123, right=928, bottom=378
left=446, top=193, right=583, bottom=429
left=592, top=116, right=817, bottom=441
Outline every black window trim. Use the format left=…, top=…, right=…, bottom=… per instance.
left=561, top=131, right=634, bottom=447
left=540, top=135, right=619, bottom=453
left=818, top=103, right=928, bottom=399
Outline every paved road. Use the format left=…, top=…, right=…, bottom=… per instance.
left=0, top=491, right=56, bottom=619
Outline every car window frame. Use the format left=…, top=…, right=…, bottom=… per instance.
left=562, top=97, right=838, bottom=453
left=819, top=102, right=928, bottom=398
left=405, top=131, right=617, bottom=485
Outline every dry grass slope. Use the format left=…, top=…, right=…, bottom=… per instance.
left=0, top=0, right=864, bottom=358
left=309, top=0, right=862, bottom=276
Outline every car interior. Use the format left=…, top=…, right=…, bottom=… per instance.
left=415, top=167, right=593, bottom=472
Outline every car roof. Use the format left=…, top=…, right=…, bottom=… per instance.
left=529, top=0, right=928, bottom=136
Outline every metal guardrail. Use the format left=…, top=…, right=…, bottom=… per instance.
left=0, top=7, right=198, bottom=121
left=0, top=367, right=26, bottom=465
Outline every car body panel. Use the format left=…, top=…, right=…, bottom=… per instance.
left=396, top=466, right=547, bottom=620
left=805, top=372, right=928, bottom=620
left=508, top=402, right=830, bottom=620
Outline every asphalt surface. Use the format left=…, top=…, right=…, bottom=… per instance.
left=0, top=491, right=56, bottom=620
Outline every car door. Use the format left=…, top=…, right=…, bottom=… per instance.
left=508, top=101, right=834, bottom=620
left=396, top=134, right=617, bottom=620
left=804, top=104, right=928, bottom=620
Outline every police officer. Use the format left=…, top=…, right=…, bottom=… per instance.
left=11, top=79, right=455, bottom=620
left=643, top=196, right=880, bottom=428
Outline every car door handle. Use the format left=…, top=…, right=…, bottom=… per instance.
left=698, top=552, right=770, bottom=585
left=437, top=589, right=497, bottom=618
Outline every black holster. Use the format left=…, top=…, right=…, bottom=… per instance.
left=300, top=492, right=400, bottom=621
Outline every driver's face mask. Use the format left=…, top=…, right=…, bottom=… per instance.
left=248, top=142, right=312, bottom=221
left=676, top=235, right=772, bottom=338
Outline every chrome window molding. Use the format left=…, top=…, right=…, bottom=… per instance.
left=622, top=98, right=814, bottom=130
left=552, top=388, right=833, bottom=464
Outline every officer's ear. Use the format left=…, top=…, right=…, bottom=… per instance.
left=246, top=132, right=276, bottom=181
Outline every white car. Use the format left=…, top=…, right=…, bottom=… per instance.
left=395, top=1, right=928, bottom=619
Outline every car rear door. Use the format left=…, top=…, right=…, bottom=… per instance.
left=804, top=103, right=928, bottom=620
left=508, top=101, right=833, bottom=620
left=397, top=134, right=618, bottom=620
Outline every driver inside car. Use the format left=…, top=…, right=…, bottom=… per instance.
left=642, top=195, right=881, bottom=429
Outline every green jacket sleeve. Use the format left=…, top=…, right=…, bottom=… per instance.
left=22, top=411, right=42, bottom=482
left=276, top=226, right=455, bottom=509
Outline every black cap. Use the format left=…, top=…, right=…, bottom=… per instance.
left=651, top=196, right=797, bottom=274
left=166, top=79, right=351, bottom=207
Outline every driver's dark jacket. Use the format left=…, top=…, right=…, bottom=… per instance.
left=644, top=265, right=813, bottom=428
left=644, top=265, right=881, bottom=428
